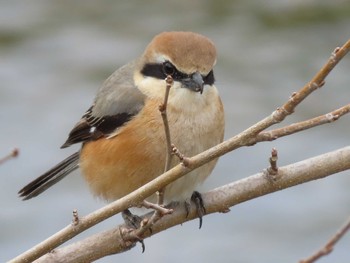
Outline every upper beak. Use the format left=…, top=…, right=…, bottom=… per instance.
left=181, top=72, right=204, bottom=94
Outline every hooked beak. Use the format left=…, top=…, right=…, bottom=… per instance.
left=181, top=72, right=204, bottom=94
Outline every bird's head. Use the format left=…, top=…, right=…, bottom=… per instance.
left=135, top=31, right=217, bottom=96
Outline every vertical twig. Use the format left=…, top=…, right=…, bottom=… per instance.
left=268, top=148, right=279, bottom=174
left=264, top=148, right=280, bottom=182
left=160, top=75, right=174, bottom=172
left=72, top=209, right=79, bottom=226
left=157, top=75, right=174, bottom=205
left=128, top=75, right=175, bottom=241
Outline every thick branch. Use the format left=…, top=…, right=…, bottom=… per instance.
left=33, top=146, right=350, bottom=262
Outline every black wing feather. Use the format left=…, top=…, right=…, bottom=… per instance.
left=61, top=106, right=134, bottom=148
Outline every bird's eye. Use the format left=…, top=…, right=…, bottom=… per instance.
left=162, top=62, right=175, bottom=76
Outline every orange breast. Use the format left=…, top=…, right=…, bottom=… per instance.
left=79, top=99, right=167, bottom=201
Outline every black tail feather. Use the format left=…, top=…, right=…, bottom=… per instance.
left=18, top=152, right=80, bottom=200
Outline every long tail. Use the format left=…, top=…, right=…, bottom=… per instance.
left=18, top=152, right=79, bottom=200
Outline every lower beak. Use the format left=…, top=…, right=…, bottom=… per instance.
left=181, top=72, right=204, bottom=94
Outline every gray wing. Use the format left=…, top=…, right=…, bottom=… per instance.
left=61, top=60, right=145, bottom=148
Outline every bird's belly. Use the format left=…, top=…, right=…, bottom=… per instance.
left=79, top=98, right=224, bottom=203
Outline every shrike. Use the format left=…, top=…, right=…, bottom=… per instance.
left=19, top=32, right=225, bottom=212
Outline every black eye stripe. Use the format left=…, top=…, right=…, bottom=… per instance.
left=141, top=62, right=187, bottom=81
left=141, top=62, right=215, bottom=85
left=203, top=70, right=215, bottom=85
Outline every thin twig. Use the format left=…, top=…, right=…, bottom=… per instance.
left=171, top=144, right=190, bottom=166
left=264, top=148, right=280, bottom=182
left=141, top=200, right=173, bottom=215
left=257, top=104, right=350, bottom=142
left=71, top=209, right=79, bottom=226
left=267, top=148, right=279, bottom=175
left=160, top=75, right=174, bottom=173
left=0, top=148, right=19, bottom=165
left=155, top=75, right=174, bottom=205
left=300, top=216, right=350, bottom=263
left=276, top=43, right=349, bottom=122
left=10, top=39, right=350, bottom=263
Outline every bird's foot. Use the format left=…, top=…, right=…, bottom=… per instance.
left=120, top=201, right=173, bottom=253
left=185, top=191, right=206, bottom=229
left=121, top=209, right=146, bottom=252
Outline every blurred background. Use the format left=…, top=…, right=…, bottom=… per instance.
left=1, top=0, right=350, bottom=262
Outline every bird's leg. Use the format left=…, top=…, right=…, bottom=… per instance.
left=121, top=209, right=146, bottom=252
left=184, top=191, right=207, bottom=229
left=135, top=198, right=173, bottom=234
left=121, top=198, right=173, bottom=252
left=171, top=144, right=206, bottom=228
left=122, top=209, right=143, bottom=230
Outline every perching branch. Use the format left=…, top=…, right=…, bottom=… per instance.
left=33, top=146, right=350, bottom=262
left=10, top=39, right=350, bottom=263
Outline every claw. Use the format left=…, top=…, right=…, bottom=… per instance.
left=121, top=209, right=146, bottom=252
left=190, top=191, right=206, bottom=229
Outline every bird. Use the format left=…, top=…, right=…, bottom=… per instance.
left=18, top=31, right=225, bottom=216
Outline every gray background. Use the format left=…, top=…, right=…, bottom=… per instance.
left=1, top=1, right=350, bottom=262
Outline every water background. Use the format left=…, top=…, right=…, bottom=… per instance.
left=1, top=1, right=350, bottom=262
